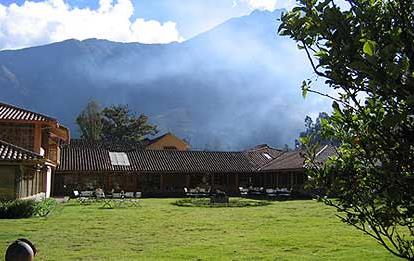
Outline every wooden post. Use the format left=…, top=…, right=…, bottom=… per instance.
left=160, top=175, right=164, bottom=192
left=135, top=175, right=139, bottom=191
left=271, top=173, right=274, bottom=188
left=293, top=172, right=297, bottom=186
left=276, top=173, right=279, bottom=188
left=33, top=123, right=42, bottom=154
left=235, top=173, right=239, bottom=188
left=186, top=175, right=190, bottom=188
left=108, top=174, right=112, bottom=190
left=260, top=174, right=264, bottom=187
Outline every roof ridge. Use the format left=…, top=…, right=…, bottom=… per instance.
left=136, top=149, right=244, bottom=154
left=246, top=146, right=283, bottom=153
left=315, top=144, right=329, bottom=158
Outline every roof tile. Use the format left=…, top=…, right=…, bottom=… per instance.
left=58, top=143, right=256, bottom=173
left=0, top=102, right=56, bottom=122
left=0, top=140, right=43, bottom=161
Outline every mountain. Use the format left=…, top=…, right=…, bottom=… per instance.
left=0, top=9, right=330, bottom=150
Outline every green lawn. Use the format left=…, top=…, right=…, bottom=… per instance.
left=0, top=199, right=399, bottom=260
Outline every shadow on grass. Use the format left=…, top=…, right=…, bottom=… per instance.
left=172, top=198, right=272, bottom=208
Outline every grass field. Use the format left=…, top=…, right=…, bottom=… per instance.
left=0, top=198, right=399, bottom=260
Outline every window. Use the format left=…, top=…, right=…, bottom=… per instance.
left=262, top=153, right=272, bottom=160
left=109, top=152, right=130, bottom=166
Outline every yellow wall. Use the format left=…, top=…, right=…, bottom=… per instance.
left=146, top=133, right=189, bottom=151
left=0, top=166, right=16, bottom=200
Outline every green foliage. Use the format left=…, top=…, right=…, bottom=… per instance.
left=0, top=199, right=58, bottom=219
left=76, top=100, right=103, bottom=141
left=362, top=39, right=376, bottom=56
left=101, top=105, right=158, bottom=143
left=0, top=199, right=37, bottom=219
left=34, top=198, right=57, bottom=217
left=280, top=0, right=414, bottom=259
left=301, top=80, right=310, bottom=98
left=298, top=112, right=336, bottom=148
left=76, top=102, right=158, bottom=144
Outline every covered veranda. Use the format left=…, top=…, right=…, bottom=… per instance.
left=53, top=170, right=306, bottom=197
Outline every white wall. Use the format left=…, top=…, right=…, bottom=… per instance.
left=46, top=166, right=52, bottom=198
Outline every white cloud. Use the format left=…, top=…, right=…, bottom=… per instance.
left=130, top=19, right=184, bottom=44
left=241, top=0, right=296, bottom=11
left=242, top=0, right=350, bottom=12
left=0, top=0, right=184, bottom=50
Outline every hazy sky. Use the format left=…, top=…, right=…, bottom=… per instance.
left=0, top=0, right=336, bottom=148
left=0, top=0, right=296, bottom=50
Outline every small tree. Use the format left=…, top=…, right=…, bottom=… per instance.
left=101, top=105, right=158, bottom=143
left=298, top=112, right=335, bottom=147
left=76, top=100, right=103, bottom=141
left=280, top=0, right=414, bottom=259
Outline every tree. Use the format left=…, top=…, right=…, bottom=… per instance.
left=298, top=112, right=335, bottom=147
left=76, top=102, right=158, bottom=144
left=280, top=1, right=414, bottom=259
left=101, top=105, right=158, bottom=143
left=76, top=100, right=103, bottom=141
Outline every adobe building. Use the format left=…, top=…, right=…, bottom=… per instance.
left=145, top=132, right=190, bottom=151
left=0, top=102, right=69, bottom=199
left=54, top=142, right=333, bottom=197
left=0, top=101, right=335, bottom=199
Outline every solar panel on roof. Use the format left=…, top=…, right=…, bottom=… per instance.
left=109, top=152, right=130, bottom=166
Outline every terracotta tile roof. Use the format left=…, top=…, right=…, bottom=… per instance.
left=0, top=102, right=56, bottom=122
left=245, top=144, right=284, bottom=168
left=127, top=150, right=254, bottom=173
left=260, top=150, right=304, bottom=171
left=58, top=144, right=256, bottom=173
left=57, top=141, right=337, bottom=174
left=260, top=145, right=337, bottom=171
left=0, top=140, right=43, bottom=161
left=315, top=145, right=337, bottom=163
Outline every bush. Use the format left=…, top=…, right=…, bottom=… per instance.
left=34, top=198, right=57, bottom=217
left=0, top=198, right=58, bottom=219
left=0, top=200, right=37, bottom=219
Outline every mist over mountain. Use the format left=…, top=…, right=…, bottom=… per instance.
left=0, top=9, right=330, bottom=150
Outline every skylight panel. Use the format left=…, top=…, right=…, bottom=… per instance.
left=109, top=152, right=130, bottom=166
left=263, top=153, right=272, bottom=160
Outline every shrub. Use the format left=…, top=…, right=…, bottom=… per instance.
left=34, top=198, right=57, bottom=217
left=0, top=198, right=58, bottom=219
left=0, top=200, right=37, bottom=219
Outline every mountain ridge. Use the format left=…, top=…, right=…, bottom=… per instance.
left=0, top=9, right=329, bottom=150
